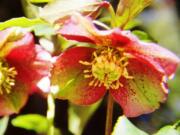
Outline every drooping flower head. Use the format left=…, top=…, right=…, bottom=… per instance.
left=0, top=27, right=52, bottom=116
left=51, top=14, right=179, bottom=117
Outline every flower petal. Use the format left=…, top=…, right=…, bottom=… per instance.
left=110, top=56, right=168, bottom=117
left=51, top=47, right=106, bottom=105
left=40, top=0, right=109, bottom=23
left=124, top=41, right=180, bottom=78
left=57, top=13, right=131, bottom=46
left=0, top=81, right=28, bottom=116
left=5, top=32, right=52, bottom=93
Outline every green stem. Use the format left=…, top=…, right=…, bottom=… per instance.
left=47, top=93, right=55, bottom=135
left=108, top=5, right=117, bottom=28
left=105, top=93, right=114, bottom=135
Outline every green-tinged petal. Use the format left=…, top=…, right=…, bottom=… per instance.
left=0, top=81, right=28, bottom=116
left=40, top=0, right=109, bottom=23
left=124, top=41, right=180, bottom=78
left=51, top=47, right=106, bottom=105
left=110, top=56, right=167, bottom=117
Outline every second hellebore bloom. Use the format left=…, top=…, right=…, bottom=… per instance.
left=51, top=14, right=179, bottom=117
left=0, top=27, right=51, bottom=116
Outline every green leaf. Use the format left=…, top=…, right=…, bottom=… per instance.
left=11, top=114, right=48, bottom=133
left=54, top=128, right=62, bottom=135
left=116, top=0, right=152, bottom=28
left=0, top=17, right=55, bottom=36
left=0, top=17, right=46, bottom=30
left=124, top=20, right=141, bottom=30
left=112, top=115, right=148, bottom=135
left=132, top=30, right=153, bottom=42
left=0, top=117, right=9, bottom=135
left=154, top=120, right=180, bottom=135
left=154, top=126, right=179, bottom=135
left=68, top=100, right=102, bottom=135
left=39, top=0, right=104, bottom=23
left=21, top=0, right=39, bottom=18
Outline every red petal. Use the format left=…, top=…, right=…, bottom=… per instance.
left=124, top=41, right=180, bottom=78
left=51, top=47, right=106, bottom=105
left=57, top=15, right=94, bottom=43
left=0, top=81, right=28, bottom=116
left=57, top=14, right=131, bottom=46
left=110, top=56, right=168, bottom=117
left=5, top=33, right=52, bottom=93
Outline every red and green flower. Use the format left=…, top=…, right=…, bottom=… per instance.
left=51, top=14, right=179, bottom=117
left=0, top=27, right=52, bottom=116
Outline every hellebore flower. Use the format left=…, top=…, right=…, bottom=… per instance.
left=40, top=0, right=109, bottom=24
left=0, top=27, right=51, bottom=116
left=51, top=14, right=179, bottom=117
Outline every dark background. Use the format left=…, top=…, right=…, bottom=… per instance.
left=0, top=0, right=180, bottom=135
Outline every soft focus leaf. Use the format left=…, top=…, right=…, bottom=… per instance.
left=132, top=30, right=153, bottom=42
left=0, top=17, right=46, bottom=30
left=11, top=114, right=48, bottom=133
left=124, top=20, right=141, bottom=30
left=21, top=0, right=39, bottom=18
left=0, top=117, right=9, bottom=135
left=112, top=115, right=148, bottom=135
left=0, top=17, right=55, bottom=36
left=68, top=100, right=101, bottom=135
left=54, top=128, right=62, bottom=135
left=154, top=120, right=180, bottom=135
left=116, top=0, right=152, bottom=28
left=154, top=126, right=179, bottom=135
left=40, top=0, right=109, bottom=23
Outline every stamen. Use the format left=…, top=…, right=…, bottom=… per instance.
left=79, top=61, right=92, bottom=66
left=0, top=61, right=17, bottom=95
left=84, top=74, right=93, bottom=78
left=80, top=47, right=133, bottom=89
left=83, top=70, right=91, bottom=73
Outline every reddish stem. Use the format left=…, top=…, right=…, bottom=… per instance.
left=105, top=93, right=114, bottom=135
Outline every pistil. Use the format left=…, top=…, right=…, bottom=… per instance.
left=80, top=47, right=133, bottom=89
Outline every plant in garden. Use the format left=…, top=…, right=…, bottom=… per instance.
left=52, top=13, right=179, bottom=117
left=0, top=27, right=51, bottom=116
left=0, top=0, right=179, bottom=135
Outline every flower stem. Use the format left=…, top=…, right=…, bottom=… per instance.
left=47, top=93, right=55, bottom=135
left=105, top=93, right=114, bottom=135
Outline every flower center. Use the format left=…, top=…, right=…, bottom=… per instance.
left=80, top=47, right=133, bottom=89
left=0, top=61, right=17, bottom=95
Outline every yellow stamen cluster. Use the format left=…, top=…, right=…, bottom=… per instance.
left=0, top=61, right=17, bottom=95
left=80, top=47, right=133, bottom=89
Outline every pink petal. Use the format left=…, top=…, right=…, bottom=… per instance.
left=110, top=55, right=168, bottom=117
left=5, top=33, right=52, bottom=93
left=124, top=41, right=180, bottom=78
left=57, top=14, right=131, bottom=46
left=51, top=47, right=106, bottom=105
